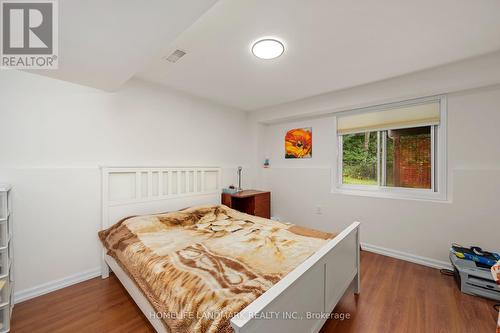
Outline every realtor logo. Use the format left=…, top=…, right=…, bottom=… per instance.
left=1, top=0, right=58, bottom=69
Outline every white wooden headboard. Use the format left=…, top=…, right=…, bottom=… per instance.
left=101, top=166, right=222, bottom=229
left=101, top=166, right=222, bottom=276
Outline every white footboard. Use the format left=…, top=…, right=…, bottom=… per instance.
left=230, top=222, right=360, bottom=333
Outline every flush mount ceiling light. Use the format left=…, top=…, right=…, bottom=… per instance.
left=252, top=39, right=284, bottom=60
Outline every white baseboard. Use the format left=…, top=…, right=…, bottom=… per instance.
left=361, top=242, right=452, bottom=270
left=14, top=267, right=101, bottom=304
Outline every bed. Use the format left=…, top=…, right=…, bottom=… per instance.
left=100, top=167, right=360, bottom=333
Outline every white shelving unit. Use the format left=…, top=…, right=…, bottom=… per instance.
left=0, top=185, right=13, bottom=333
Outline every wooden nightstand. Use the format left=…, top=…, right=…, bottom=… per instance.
left=221, top=190, right=271, bottom=219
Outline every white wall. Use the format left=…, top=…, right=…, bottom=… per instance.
left=0, top=71, right=253, bottom=300
left=253, top=84, right=500, bottom=267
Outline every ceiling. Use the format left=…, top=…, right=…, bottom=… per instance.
left=137, top=0, right=500, bottom=110
left=27, top=0, right=218, bottom=91
left=23, top=0, right=500, bottom=110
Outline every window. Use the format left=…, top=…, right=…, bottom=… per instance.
left=334, top=97, right=447, bottom=201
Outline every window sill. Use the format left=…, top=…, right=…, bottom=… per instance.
left=331, top=185, right=449, bottom=203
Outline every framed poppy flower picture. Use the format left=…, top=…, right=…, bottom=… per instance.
left=285, top=127, right=312, bottom=159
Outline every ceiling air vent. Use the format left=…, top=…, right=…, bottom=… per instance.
left=165, top=49, right=186, bottom=63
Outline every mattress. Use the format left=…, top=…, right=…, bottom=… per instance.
left=99, top=204, right=335, bottom=333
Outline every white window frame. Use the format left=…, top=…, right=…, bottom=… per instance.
left=332, top=96, right=447, bottom=202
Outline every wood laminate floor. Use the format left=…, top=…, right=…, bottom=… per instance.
left=12, top=251, right=498, bottom=333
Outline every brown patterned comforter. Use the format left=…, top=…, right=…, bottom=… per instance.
left=99, top=205, right=335, bottom=333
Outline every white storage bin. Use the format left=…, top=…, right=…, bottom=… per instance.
left=0, top=223, right=8, bottom=249
left=0, top=192, right=6, bottom=221
left=0, top=303, right=10, bottom=333
left=9, top=282, right=13, bottom=307
left=0, top=248, right=9, bottom=279
left=0, top=186, right=12, bottom=332
left=0, top=279, right=9, bottom=306
left=7, top=246, right=12, bottom=283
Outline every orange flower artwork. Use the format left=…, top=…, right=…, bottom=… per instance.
left=285, top=127, right=312, bottom=158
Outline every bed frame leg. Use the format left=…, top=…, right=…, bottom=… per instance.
left=354, top=272, right=360, bottom=295
left=354, top=226, right=360, bottom=295
left=102, top=250, right=110, bottom=279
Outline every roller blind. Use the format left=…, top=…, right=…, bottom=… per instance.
left=337, top=101, right=440, bottom=135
